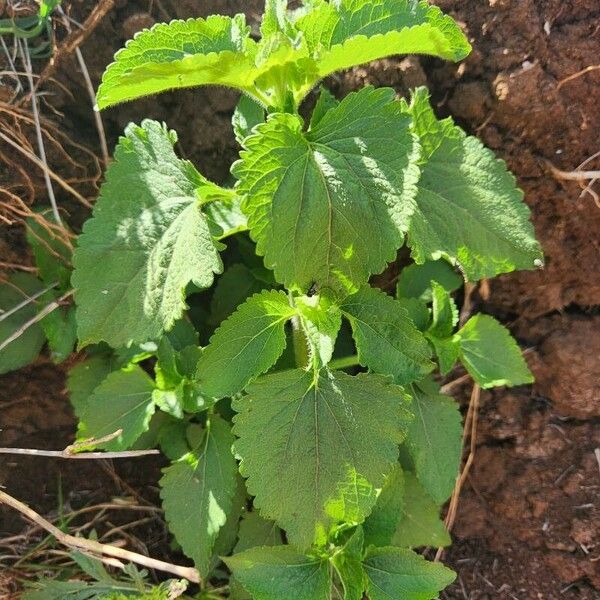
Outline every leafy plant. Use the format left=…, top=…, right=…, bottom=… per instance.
left=1, top=1, right=543, bottom=598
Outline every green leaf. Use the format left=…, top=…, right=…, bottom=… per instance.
left=197, top=290, right=295, bottom=399
left=428, top=282, right=458, bottom=339
left=363, top=464, right=404, bottom=548
left=40, top=302, right=77, bottom=363
left=405, top=381, right=462, bottom=504
left=157, top=419, right=190, bottom=461
left=457, top=314, right=533, bottom=388
left=67, top=355, right=114, bottom=419
left=96, top=15, right=256, bottom=109
left=78, top=365, right=156, bottom=451
left=205, top=195, right=248, bottom=239
left=261, top=0, right=297, bottom=39
left=233, top=95, right=266, bottom=145
left=397, top=259, right=462, bottom=301
left=391, top=472, right=451, bottom=548
left=363, top=547, right=455, bottom=600
left=0, top=274, right=46, bottom=375
left=233, top=369, right=412, bottom=548
left=340, top=286, right=433, bottom=385
left=396, top=297, right=430, bottom=332
left=428, top=334, right=459, bottom=376
left=333, top=528, right=367, bottom=600
left=296, top=0, right=470, bottom=96
left=309, top=87, right=339, bottom=129
left=25, top=215, right=72, bottom=289
left=296, top=295, right=342, bottom=369
left=405, top=88, right=543, bottom=280
left=160, top=415, right=237, bottom=576
left=234, top=87, right=420, bottom=295
left=235, top=511, right=283, bottom=553
left=73, top=120, right=224, bottom=348
left=225, top=546, right=331, bottom=600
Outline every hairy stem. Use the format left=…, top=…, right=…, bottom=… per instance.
left=329, top=354, right=360, bottom=371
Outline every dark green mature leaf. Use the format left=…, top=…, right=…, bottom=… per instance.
left=40, top=302, right=77, bottom=363
left=405, top=381, right=462, bottom=504
left=67, top=355, right=114, bottom=422
left=392, top=472, right=451, bottom=548
left=428, top=334, right=460, bottom=376
left=232, top=95, right=266, bottom=145
left=295, top=0, right=470, bottom=97
left=397, top=259, right=462, bottom=302
left=160, top=415, right=237, bottom=576
left=78, top=365, right=156, bottom=451
left=197, top=290, right=296, bottom=399
left=405, top=88, right=542, bottom=280
left=233, top=369, right=412, bottom=548
left=96, top=15, right=256, bottom=109
left=457, top=314, right=533, bottom=388
left=333, top=527, right=367, bottom=600
left=225, top=546, right=330, bottom=600
left=341, top=286, right=433, bottom=385
left=73, top=120, right=224, bottom=348
left=235, top=512, right=283, bottom=553
left=0, top=274, right=46, bottom=374
left=363, top=547, right=455, bottom=600
left=234, top=87, right=420, bottom=295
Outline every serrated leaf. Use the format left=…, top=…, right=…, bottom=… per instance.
left=457, top=314, right=533, bottom=388
left=428, top=281, right=458, bottom=339
left=261, top=0, right=297, bottom=39
left=428, top=334, right=459, bottom=376
left=197, top=290, right=295, bottom=399
left=0, top=274, right=46, bottom=375
left=363, top=546, right=455, bottom=600
left=332, top=527, right=367, bottom=600
left=340, top=286, right=433, bottom=385
left=235, top=511, right=283, bottom=553
left=40, top=302, right=77, bottom=363
left=405, top=381, right=462, bottom=504
left=225, top=546, right=331, bottom=600
left=392, top=472, right=451, bottom=548
left=406, top=88, right=543, bottom=280
left=296, top=295, right=342, bottom=369
left=233, top=369, right=412, bottom=548
left=67, top=355, right=114, bottom=419
left=232, top=95, right=266, bottom=145
left=205, top=195, right=248, bottom=239
left=73, top=120, right=224, bottom=348
left=160, top=415, right=237, bottom=576
left=396, top=297, right=430, bottom=332
left=234, top=87, right=420, bottom=295
left=363, top=464, right=404, bottom=548
left=397, top=259, right=462, bottom=301
left=78, top=365, right=156, bottom=451
left=96, top=15, right=256, bottom=109
left=295, top=0, right=470, bottom=97
left=309, top=87, right=339, bottom=129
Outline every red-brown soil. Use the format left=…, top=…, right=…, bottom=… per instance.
left=1, top=0, right=599, bottom=598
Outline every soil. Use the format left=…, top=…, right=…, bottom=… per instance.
left=1, top=0, right=599, bottom=598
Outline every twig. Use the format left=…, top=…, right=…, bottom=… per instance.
left=0, top=289, right=73, bottom=352
left=0, top=447, right=159, bottom=460
left=557, top=64, right=600, bottom=90
left=0, top=281, right=57, bottom=323
left=545, top=162, right=600, bottom=181
left=0, top=489, right=200, bottom=583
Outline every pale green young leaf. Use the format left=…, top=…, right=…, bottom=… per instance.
left=404, top=380, right=462, bottom=504
left=457, top=314, right=533, bottom=388
left=391, top=472, right=451, bottom=548
left=397, top=259, right=462, bottom=302
left=363, top=547, right=455, bottom=600
left=196, top=290, right=295, bottom=399
left=78, top=365, right=156, bottom=451
left=96, top=15, right=256, bottom=109
left=309, top=86, right=339, bottom=129
left=160, top=415, right=237, bottom=576
left=261, top=0, right=297, bottom=39
left=73, top=120, right=224, bottom=348
left=225, top=546, right=331, bottom=600
left=406, top=88, right=543, bottom=280
left=340, top=286, right=433, bottom=385
left=234, top=87, right=420, bottom=295
left=428, top=334, right=460, bottom=376
left=363, top=464, right=404, bottom=548
left=205, top=196, right=248, bottom=239
left=233, top=369, right=412, bottom=548
left=428, top=281, right=458, bottom=339
left=0, top=274, right=46, bottom=375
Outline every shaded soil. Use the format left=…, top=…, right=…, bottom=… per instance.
left=1, top=0, right=599, bottom=598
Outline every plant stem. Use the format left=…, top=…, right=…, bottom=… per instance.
left=291, top=315, right=310, bottom=370
left=329, top=354, right=360, bottom=371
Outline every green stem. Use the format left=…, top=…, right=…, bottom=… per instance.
left=291, top=315, right=310, bottom=370
left=329, top=354, right=360, bottom=371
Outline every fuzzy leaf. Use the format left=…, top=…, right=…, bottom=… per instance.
left=197, top=290, right=295, bottom=399
left=234, top=87, right=420, bottom=295
left=0, top=274, right=46, bottom=375
left=363, top=547, right=455, bottom=600
left=78, top=365, right=156, bottom=451
left=392, top=472, right=451, bottom=548
left=406, top=88, right=542, bottom=280
left=73, top=120, right=224, bottom=348
left=233, top=369, right=412, bottom=548
left=340, top=286, right=433, bottom=385
left=160, top=415, right=237, bottom=576
left=457, top=314, right=533, bottom=388
left=405, top=381, right=462, bottom=504
left=235, top=512, right=283, bottom=553
left=397, top=259, right=462, bottom=301
left=225, top=546, right=331, bottom=600
left=67, top=355, right=114, bottom=419
left=96, top=15, right=256, bottom=109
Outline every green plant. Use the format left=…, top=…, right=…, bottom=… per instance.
left=0, top=1, right=543, bottom=598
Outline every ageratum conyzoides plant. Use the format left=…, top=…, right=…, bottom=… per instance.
left=4, top=1, right=543, bottom=598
